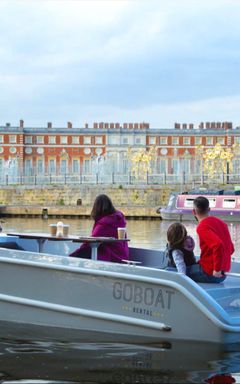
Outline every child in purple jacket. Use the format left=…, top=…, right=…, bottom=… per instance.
left=69, top=194, right=129, bottom=263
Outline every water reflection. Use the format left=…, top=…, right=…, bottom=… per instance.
left=1, top=217, right=240, bottom=259
left=0, top=338, right=239, bottom=383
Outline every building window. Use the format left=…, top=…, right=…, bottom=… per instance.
left=60, top=159, right=67, bottom=174
left=234, top=137, right=240, bottom=144
left=84, top=159, right=91, bottom=174
left=49, top=136, right=56, bottom=144
left=149, top=137, right=156, bottom=145
left=25, top=136, right=32, bottom=144
left=195, top=137, right=202, bottom=145
left=72, top=159, right=79, bottom=173
left=49, top=159, right=56, bottom=174
left=9, top=135, right=17, bottom=143
left=60, top=136, right=68, bottom=145
left=0, top=136, right=4, bottom=144
left=217, top=137, right=225, bottom=145
left=24, top=159, right=32, bottom=176
left=172, top=159, right=179, bottom=174
left=37, top=159, right=44, bottom=174
left=160, top=137, right=167, bottom=145
left=182, top=159, right=190, bottom=173
left=84, top=136, right=91, bottom=145
left=172, top=137, right=179, bottom=145
left=122, top=137, right=128, bottom=145
left=36, top=136, right=44, bottom=144
left=72, top=136, right=79, bottom=145
left=135, top=137, right=142, bottom=145
left=206, top=137, right=213, bottom=145
left=159, top=159, right=167, bottom=173
left=183, top=137, right=190, bottom=145
left=108, top=136, right=118, bottom=145
left=95, top=136, right=103, bottom=145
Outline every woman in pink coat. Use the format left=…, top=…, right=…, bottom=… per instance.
left=69, top=194, right=129, bottom=263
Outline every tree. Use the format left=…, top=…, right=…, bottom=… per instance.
left=127, top=146, right=157, bottom=179
left=196, top=143, right=240, bottom=180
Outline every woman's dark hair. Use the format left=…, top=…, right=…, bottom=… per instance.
left=167, top=222, right=187, bottom=250
left=193, top=196, right=210, bottom=215
left=91, top=194, right=116, bottom=220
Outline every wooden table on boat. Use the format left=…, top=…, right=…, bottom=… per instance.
left=7, top=232, right=129, bottom=260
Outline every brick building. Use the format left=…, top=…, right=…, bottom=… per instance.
left=0, top=120, right=238, bottom=178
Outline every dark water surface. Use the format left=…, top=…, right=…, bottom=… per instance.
left=0, top=217, right=240, bottom=383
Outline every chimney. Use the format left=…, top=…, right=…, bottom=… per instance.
left=182, top=123, right=187, bottom=129
left=134, top=123, right=139, bottom=129
left=129, top=123, right=133, bottom=129
left=93, top=122, right=98, bottom=129
left=19, top=119, right=24, bottom=128
left=174, top=123, right=180, bottom=129
left=47, top=122, right=52, bottom=129
left=67, top=122, right=72, bottom=129
left=211, top=122, right=216, bottom=129
left=115, top=123, right=120, bottom=129
left=189, top=123, right=194, bottom=129
left=123, top=123, right=128, bottom=129
left=104, top=123, right=109, bottom=129
left=85, top=123, right=88, bottom=128
left=199, top=122, right=204, bottom=129
left=110, top=123, right=114, bottom=129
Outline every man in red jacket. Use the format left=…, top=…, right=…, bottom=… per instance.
left=188, top=196, right=234, bottom=283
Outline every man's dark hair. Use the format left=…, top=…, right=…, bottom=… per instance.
left=91, top=194, right=116, bottom=221
left=193, top=196, right=210, bottom=215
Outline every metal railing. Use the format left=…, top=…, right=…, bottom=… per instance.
left=1, top=172, right=240, bottom=186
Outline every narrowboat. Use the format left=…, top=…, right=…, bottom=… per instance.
left=159, top=190, right=240, bottom=221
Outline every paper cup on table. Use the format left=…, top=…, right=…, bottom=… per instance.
left=63, top=224, right=70, bottom=237
left=49, top=224, right=57, bottom=236
left=117, top=227, right=126, bottom=239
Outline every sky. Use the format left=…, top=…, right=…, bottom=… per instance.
left=0, top=0, right=240, bottom=129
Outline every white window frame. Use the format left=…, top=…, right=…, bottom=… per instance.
left=195, top=137, right=202, bottom=145
left=149, top=137, right=156, bottom=145
left=9, top=135, right=17, bottom=144
left=49, top=136, right=56, bottom=144
left=83, top=136, right=91, bottom=145
left=206, top=137, right=213, bottom=145
left=36, top=136, right=44, bottom=144
left=60, top=136, right=68, bottom=145
left=72, top=136, right=79, bottom=145
left=183, top=137, right=190, bottom=145
left=95, top=136, right=103, bottom=145
left=25, top=136, right=32, bottom=144
left=160, top=137, right=167, bottom=145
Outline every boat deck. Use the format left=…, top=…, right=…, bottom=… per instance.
left=200, top=274, right=240, bottom=319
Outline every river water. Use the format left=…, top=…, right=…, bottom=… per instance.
left=0, top=217, right=240, bottom=384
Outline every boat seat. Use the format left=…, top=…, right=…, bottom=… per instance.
left=129, top=247, right=167, bottom=269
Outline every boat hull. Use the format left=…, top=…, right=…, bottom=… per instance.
left=0, top=245, right=239, bottom=345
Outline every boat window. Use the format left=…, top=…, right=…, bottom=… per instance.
left=222, top=199, right=236, bottom=208
left=167, top=194, right=176, bottom=208
left=184, top=198, right=194, bottom=208
left=208, top=198, right=216, bottom=207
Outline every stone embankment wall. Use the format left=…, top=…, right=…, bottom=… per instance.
left=0, top=185, right=173, bottom=218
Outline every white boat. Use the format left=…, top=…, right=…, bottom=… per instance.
left=0, top=234, right=240, bottom=346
